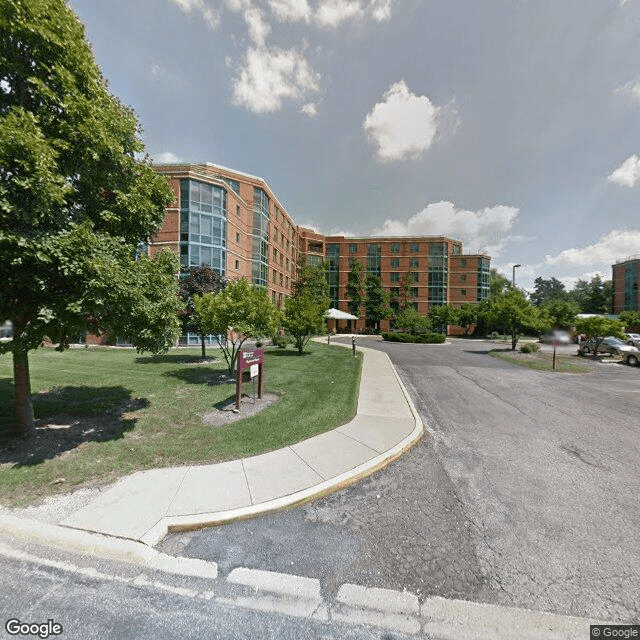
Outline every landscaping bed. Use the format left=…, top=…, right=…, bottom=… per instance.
left=489, top=349, right=595, bottom=373
left=0, top=342, right=362, bottom=506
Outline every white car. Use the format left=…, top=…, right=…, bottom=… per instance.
left=625, top=333, right=640, bottom=348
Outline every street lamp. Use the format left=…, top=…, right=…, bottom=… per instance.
left=512, top=264, right=521, bottom=288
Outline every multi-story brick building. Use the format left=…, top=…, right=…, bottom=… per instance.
left=613, top=256, right=640, bottom=314
left=151, top=162, right=491, bottom=337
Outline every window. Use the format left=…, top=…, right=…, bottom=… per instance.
left=410, top=287, right=419, bottom=297
left=286, top=276, right=289, bottom=288
left=272, top=291, right=276, bottom=303
left=273, top=248, right=278, bottom=261
left=280, top=254, right=283, bottom=266
left=236, top=232, right=240, bottom=244
left=226, top=179, right=240, bottom=195
left=275, top=207, right=279, bottom=221
left=461, top=274, right=467, bottom=282
left=280, top=273, right=283, bottom=286
left=409, top=258, right=419, bottom=268
left=236, top=205, right=240, bottom=215
left=390, top=258, right=400, bottom=268
left=349, top=244, right=358, bottom=254
left=235, top=260, right=240, bottom=270
left=390, top=242, right=400, bottom=253
left=461, top=289, right=467, bottom=296
left=460, top=259, right=467, bottom=267
left=390, top=272, right=400, bottom=283
left=410, top=242, right=419, bottom=253
left=286, top=258, right=289, bottom=269
left=273, top=269, right=277, bottom=283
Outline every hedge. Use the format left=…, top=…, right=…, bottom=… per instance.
left=381, top=332, right=446, bottom=344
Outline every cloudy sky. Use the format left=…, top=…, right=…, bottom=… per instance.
left=69, top=0, right=640, bottom=290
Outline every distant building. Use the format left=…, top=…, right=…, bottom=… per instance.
left=612, top=256, right=640, bottom=314
left=151, top=162, right=491, bottom=335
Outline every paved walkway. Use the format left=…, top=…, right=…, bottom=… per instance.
left=52, top=341, right=422, bottom=546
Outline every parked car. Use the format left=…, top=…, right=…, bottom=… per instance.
left=623, top=351, right=640, bottom=367
left=539, top=330, right=572, bottom=345
left=579, top=336, right=640, bottom=356
left=625, top=332, right=640, bottom=348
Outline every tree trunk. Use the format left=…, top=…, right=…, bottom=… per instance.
left=12, top=348, right=35, bottom=438
left=200, top=334, right=206, bottom=360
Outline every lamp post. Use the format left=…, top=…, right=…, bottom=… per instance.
left=512, top=264, right=521, bottom=288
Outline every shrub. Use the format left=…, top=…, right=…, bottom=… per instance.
left=491, top=331, right=499, bottom=340
left=520, top=343, right=537, bottom=353
left=382, top=332, right=446, bottom=344
left=271, top=335, right=289, bottom=349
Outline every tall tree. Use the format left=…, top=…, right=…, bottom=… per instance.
left=284, top=263, right=330, bottom=354
left=529, top=277, right=568, bottom=306
left=179, top=266, right=227, bottom=359
left=539, top=298, right=579, bottom=328
left=568, top=275, right=612, bottom=314
left=574, top=316, right=625, bottom=356
left=428, top=304, right=460, bottom=334
left=457, top=303, right=479, bottom=337
left=485, top=290, right=546, bottom=350
left=194, top=278, right=281, bottom=374
left=364, top=274, right=392, bottom=333
left=490, top=269, right=512, bottom=297
left=0, top=0, right=178, bottom=437
left=345, top=261, right=364, bottom=319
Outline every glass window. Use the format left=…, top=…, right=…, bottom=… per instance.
left=390, top=258, right=400, bottom=268
left=410, top=242, right=419, bottom=253
left=461, top=289, right=467, bottom=296
left=349, top=244, right=358, bottom=254
left=410, top=258, right=419, bottom=268
left=390, top=242, right=400, bottom=253
left=390, top=272, right=400, bottom=283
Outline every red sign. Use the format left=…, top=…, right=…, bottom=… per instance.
left=238, top=349, right=264, bottom=369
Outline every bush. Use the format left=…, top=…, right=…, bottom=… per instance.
left=491, top=331, right=499, bottom=340
left=382, top=332, right=446, bottom=344
left=520, top=342, right=540, bottom=354
left=271, top=335, right=290, bottom=349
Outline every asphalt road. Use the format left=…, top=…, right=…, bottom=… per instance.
left=160, top=338, right=640, bottom=623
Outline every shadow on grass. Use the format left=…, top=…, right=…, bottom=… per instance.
left=266, top=350, right=309, bottom=357
left=163, top=368, right=236, bottom=385
left=0, top=384, right=148, bottom=468
left=464, top=347, right=514, bottom=355
left=135, top=354, right=218, bottom=365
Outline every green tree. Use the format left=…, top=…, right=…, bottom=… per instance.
left=179, top=266, right=227, bottom=359
left=0, top=0, right=178, bottom=437
left=364, top=274, right=393, bottom=333
left=569, top=275, right=612, bottom=314
left=345, top=260, right=364, bottom=326
left=574, top=316, right=626, bottom=356
left=539, top=298, right=579, bottom=329
left=486, top=290, right=545, bottom=350
left=194, top=278, right=280, bottom=373
left=490, top=269, right=512, bottom=297
left=283, top=263, right=330, bottom=354
left=394, top=307, right=431, bottom=334
left=457, top=303, right=479, bottom=337
left=428, top=304, right=460, bottom=334
left=618, top=310, right=640, bottom=330
left=529, top=277, right=568, bottom=306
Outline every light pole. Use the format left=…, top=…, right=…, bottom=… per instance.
left=512, top=264, right=521, bottom=288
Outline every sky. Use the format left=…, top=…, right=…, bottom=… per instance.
left=68, top=0, right=640, bottom=291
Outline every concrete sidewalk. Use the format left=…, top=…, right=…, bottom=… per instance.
left=39, top=342, right=423, bottom=546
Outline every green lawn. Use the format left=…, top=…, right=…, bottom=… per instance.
left=489, top=349, right=594, bottom=373
left=0, top=343, right=361, bottom=506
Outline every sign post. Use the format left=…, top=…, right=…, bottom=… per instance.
left=236, top=349, right=264, bottom=411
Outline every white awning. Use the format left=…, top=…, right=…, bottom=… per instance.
left=324, top=308, right=359, bottom=320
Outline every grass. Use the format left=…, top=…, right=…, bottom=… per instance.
left=489, top=349, right=595, bottom=373
left=0, top=342, right=362, bottom=506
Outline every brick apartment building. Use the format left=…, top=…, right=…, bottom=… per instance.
left=612, top=256, right=640, bottom=314
left=150, top=162, right=491, bottom=337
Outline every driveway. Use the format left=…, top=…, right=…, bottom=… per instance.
left=161, top=337, right=640, bottom=623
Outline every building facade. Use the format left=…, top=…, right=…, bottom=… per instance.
left=613, top=256, right=640, bottom=314
left=150, top=163, right=491, bottom=335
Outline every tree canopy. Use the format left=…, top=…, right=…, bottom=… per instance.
left=194, top=278, right=280, bottom=373
left=529, top=277, right=568, bottom=306
left=178, top=266, right=227, bottom=359
left=574, top=316, right=626, bottom=356
left=0, top=0, right=179, bottom=436
left=568, top=275, right=612, bottom=314
left=364, top=274, right=392, bottom=332
left=484, top=290, right=546, bottom=350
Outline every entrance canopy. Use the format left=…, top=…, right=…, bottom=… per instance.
left=324, top=308, right=358, bottom=320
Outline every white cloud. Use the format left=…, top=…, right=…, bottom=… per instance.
left=315, top=0, right=363, bottom=26
left=608, top=154, right=640, bottom=187
left=546, top=229, right=640, bottom=266
left=169, top=0, right=219, bottom=29
left=363, top=81, right=440, bottom=162
left=155, top=151, right=184, bottom=163
left=300, top=102, right=318, bottom=116
left=244, top=5, right=271, bottom=45
left=372, top=201, right=519, bottom=256
left=615, top=78, right=640, bottom=103
left=232, top=46, right=320, bottom=113
left=268, top=0, right=312, bottom=22
left=369, top=0, right=393, bottom=21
